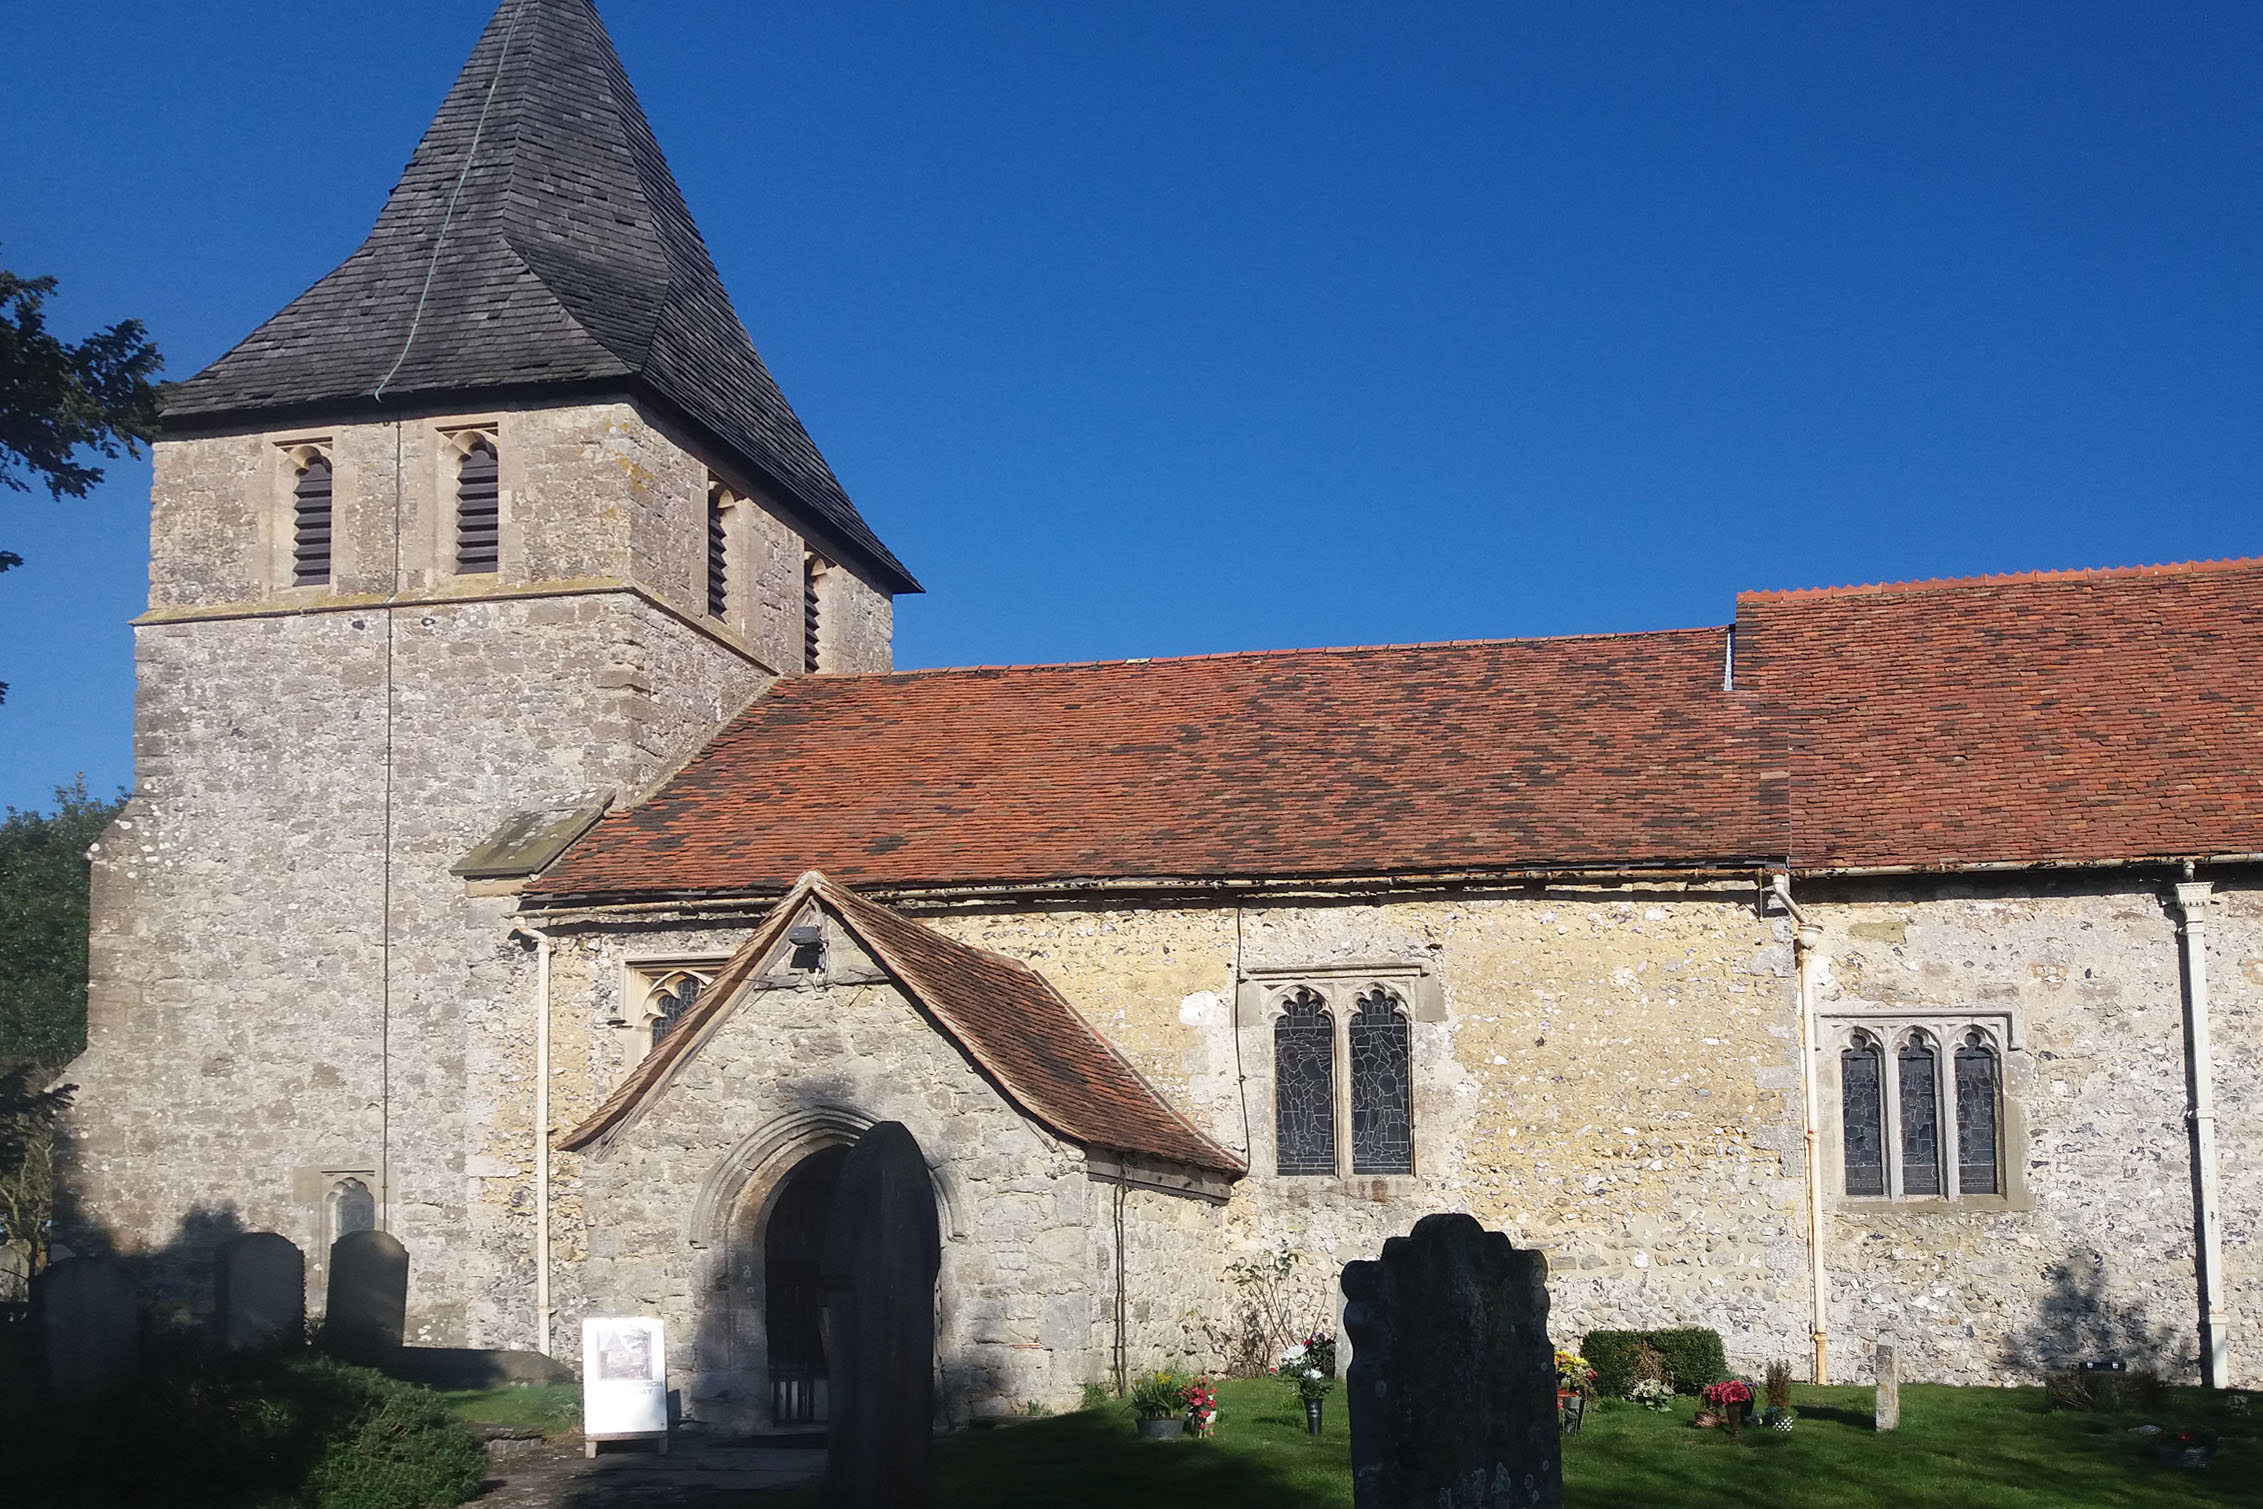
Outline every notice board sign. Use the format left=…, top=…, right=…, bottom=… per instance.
left=582, top=1316, right=668, bottom=1455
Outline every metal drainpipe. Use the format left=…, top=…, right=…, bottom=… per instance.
left=2172, top=879, right=2230, bottom=1387
left=515, top=924, right=555, bottom=1357
left=1772, top=875, right=1831, bottom=1385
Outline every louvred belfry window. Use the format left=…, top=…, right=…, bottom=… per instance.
left=803, top=552, right=826, bottom=671
left=455, top=436, right=500, bottom=574
left=1841, top=1031, right=1886, bottom=1196
left=1349, top=989, right=1413, bottom=1175
left=1898, top=1032, right=1943, bottom=1196
left=292, top=453, right=333, bottom=586
left=707, top=484, right=730, bottom=618
left=1273, top=988, right=1336, bottom=1175
left=1955, top=1030, right=2001, bottom=1195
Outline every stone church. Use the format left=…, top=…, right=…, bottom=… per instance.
left=64, top=0, right=2257, bottom=1426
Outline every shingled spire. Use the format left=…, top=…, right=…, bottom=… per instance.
left=163, top=0, right=915, bottom=592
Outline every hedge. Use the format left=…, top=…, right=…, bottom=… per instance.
left=1582, top=1328, right=1729, bottom=1397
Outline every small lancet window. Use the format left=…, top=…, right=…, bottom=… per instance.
left=455, top=436, right=500, bottom=574
left=706, top=483, right=731, bottom=618
left=1954, top=1030, right=2001, bottom=1195
left=803, top=552, right=827, bottom=671
left=1349, top=988, right=1413, bottom=1175
left=1841, top=1031, right=1886, bottom=1196
left=327, top=1177, right=375, bottom=1249
left=650, top=974, right=702, bottom=1050
left=1273, top=988, right=1336, bottom=1176
left=1898, top=1031, right=1943, bottom=1197
left=292, top=453, right=334, bottom=586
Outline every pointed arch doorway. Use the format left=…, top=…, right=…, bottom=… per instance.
left=765, top=1142, right=850, bottom=1424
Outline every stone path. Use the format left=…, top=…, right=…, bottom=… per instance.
left=473, top=1433, right=821, bottom=1507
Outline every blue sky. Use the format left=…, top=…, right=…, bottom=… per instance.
left=3, top=1, right=2258, bottom=813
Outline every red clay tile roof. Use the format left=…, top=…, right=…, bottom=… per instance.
left=531, top=628, right=1778, bottom=899
left=530, top=556, right=2263, bottom=897
left=1737, top=557, right=2263, bottom=870
left=559, top=874, right=1244, bottom=1175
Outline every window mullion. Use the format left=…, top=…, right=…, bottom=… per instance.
left=1332, top=1000, right=1353, bottom=1180
left=1882, top=1041, right=1904, bottom=1199
left=1939, top=1024, right=1962, bottom=1201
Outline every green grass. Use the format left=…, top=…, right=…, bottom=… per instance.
left=437, top=1380, right=581, bottom=1437
left=758, top=1378, right=2263, bottom=1508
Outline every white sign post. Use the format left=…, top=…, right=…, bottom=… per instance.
left=582, top=1316, right=669, bottom=1458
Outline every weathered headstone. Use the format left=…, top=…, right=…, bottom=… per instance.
left=326, top=1229, right=408, bottom=1361
left=1874, top=1335, right=1900, bottom=1431
left=1340, top=1213, right=1562, bottom=1509
left=821, top=1122, right=941, bottom=1509
left=0, top=1240, right=29, bottom=1302
left=218, top=1232, right=305, bottom=1353
left=39, top=1256, right=138, bottom=1401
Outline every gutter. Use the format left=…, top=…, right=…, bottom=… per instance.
left=1771, top=874, right=1831, bottom=1386
left=2171, top=879, right=2231, bottom=1387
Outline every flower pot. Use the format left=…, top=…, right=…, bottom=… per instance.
left=1304, top=1399, right=1325, bottom=1436
left=1725, top=1402, right=1745, bottom=1435
left=1138, top=1417, right=1186, bottom=1440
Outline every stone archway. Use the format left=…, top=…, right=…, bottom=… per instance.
left=764, top=1143, right=850, bottom=1424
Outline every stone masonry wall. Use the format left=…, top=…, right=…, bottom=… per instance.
left=1802, top=874, right=2258, bottom=1387
left=67, top=404, right=788, bottom=1338
left=535, top=915, right=1116, bottom=1426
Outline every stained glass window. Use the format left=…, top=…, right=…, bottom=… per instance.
left=1841, top=1032, right=1885, bottom=1196
left=1898, top=1032, right=1942, bottom=1196
left=1273, top=988, right=1336, bottom=1175
left=1349, top=989, right=1413, bottom=1175
left=1955, top=1030, right=2000, bottom=1195
left=651, top=974, right=703, bottom=1050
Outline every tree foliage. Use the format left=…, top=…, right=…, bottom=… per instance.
left=0, top=256, right=162, bottom=501
left=0, top=778, right=124, bottom=1068
left=0, top=250, right=163, bottom=705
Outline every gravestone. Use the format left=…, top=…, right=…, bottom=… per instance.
left=820, top=1122, right=941, bottom=1509
left=40, top=1256, right=138, bottom=1401
left=326, top=1229, right=408, bottom=1361
left=218, top=1232, right=305, bottom=1353
left=1874, top=1335, right=1900, bottom=1431
left=1341, top=1213, right=1562, bottom=1509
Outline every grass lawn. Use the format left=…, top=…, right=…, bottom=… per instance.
left=753, top=1378, right=2262, bottom=1508
left=439, top=1380, right=582, bottom=1437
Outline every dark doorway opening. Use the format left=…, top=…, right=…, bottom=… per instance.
left=766, top=1143, right=850, bottom=1425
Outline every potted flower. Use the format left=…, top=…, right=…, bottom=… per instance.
left=1700, top=1378, right=1754, bottom=1435
left=1275, top=1335, right=1337, bottom=1436
left=1131, top=1371, right=1192, bottom=1439
left=1185, top=1376, right=1220, bottom=1439
left=1555, top=1349, right=1597, bottom=1435
left=1762, top=1359, right=1797, bottom=1432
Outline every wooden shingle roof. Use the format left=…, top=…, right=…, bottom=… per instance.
left=161, top=0, right=915, bottom=593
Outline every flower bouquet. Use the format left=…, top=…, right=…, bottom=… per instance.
left=1185, top=1377, right=1220, bottom=1439
left=1554, top=1349, right=1599, bottom=1400
left=1275, top=1334, right=1337, bottom=1435
left=1624, top=1377, right=1674, bottom=1413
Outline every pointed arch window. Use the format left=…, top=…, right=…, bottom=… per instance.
left=1840, top=1031, right=1886, bottom=1197
left=649, top=972, right=703, bottom=1050
left=1273, top=988, right=1336, bottom=1175
left=455, top=435, right=500, bottom=574
left=1897, top=1031, right=1943, bottom=1195
left=1349, top=989, right=1413, bottom=1175
left=292, top=452, right=334, bottom=586
left=327, top=1177, right=376, bottom=1249
left=1954, top=1030, right=2001, bottom=1196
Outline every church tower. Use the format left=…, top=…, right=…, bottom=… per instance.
left=65, top=0, right=915, bottom=1341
